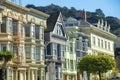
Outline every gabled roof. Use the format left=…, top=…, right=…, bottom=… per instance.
left=45, top=11, right=60, bottom=32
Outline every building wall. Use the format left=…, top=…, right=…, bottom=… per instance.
left=0, top=1, right=49, bottom=80
left=90, top=33, right=114, bottom=56
left=62, top=38, right=77, bottom=80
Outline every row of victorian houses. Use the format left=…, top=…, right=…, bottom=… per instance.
left=0, top=0, right=117, bottom=80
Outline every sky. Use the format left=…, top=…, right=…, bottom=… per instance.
left=21, top=0, right=120, bottom=19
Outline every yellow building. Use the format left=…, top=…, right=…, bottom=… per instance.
left=0, top=0, right=49, bottom=80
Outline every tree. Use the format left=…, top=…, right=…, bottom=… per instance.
left=78, top=54, right=116, bottom=80
left=0, top=51, right=13, bottom=80
left=95, top=9, right=105, bottom=18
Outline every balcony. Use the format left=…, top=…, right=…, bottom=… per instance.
left=57, top=57, right=65, bottom=63
left=45, top=55, right=57, bottom=62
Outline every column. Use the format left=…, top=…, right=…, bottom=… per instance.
left=35, top=70, right=37, bottom=80
left=23, top=70, right=26, bottom=80
left=27, top=69, right=30, bottom=80
left=15, top=70, right=18, bottom=80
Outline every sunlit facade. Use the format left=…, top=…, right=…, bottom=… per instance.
left=0, top=0, right=49, bottom=80
left=79, top=19, right=116, bottom=56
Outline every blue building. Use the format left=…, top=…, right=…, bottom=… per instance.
left=44, top=12, right=68, bottom=80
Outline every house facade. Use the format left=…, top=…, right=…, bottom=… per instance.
left=63, top=17, right=89, bottom=80
left=44, top=12, right=67, bottom=80
left=0, top=0, right=49, bottom=80
left=79, top=19, right=117, bottom=56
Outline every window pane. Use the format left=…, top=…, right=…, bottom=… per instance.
left=31, top=25, right=35, bottom=37
left=36, top=47, right=40, bottom=60
left=40, top=27, right=44, bottom=40
left=35, top=27, right=39, bottom=39
left=13, top=22, right=18, bottom=35
left=13, top=46, right=17, bottom=57
left=25, top=26, right=30, bottom=37
left=1, top=44, right=6, bottom=52
left=7, top=19, right=12, bottom=33
left=1, top=18, right=6, bottom=33
left=8, top=69, right=13, bottom=80
left=25, top=47, right=31, bottom=59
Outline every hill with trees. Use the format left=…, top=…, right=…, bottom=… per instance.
left=26, top=4, right=120, bottom=36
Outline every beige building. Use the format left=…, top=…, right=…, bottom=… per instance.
left=0, top=0, right=49, bottom=80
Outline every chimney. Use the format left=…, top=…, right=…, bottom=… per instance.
left=83, top=9, right=87, bottom=21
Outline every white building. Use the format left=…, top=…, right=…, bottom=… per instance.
left=79, top=19, right=117, bottom=56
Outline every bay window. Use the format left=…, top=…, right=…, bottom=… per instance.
left=25, top=25, right=30, bottom=37
left=7, top=18, right=12, bottom=33
left=1, top=44, right=6, bottom=52
left=13, top=22, right=18, bottom=35
left=31, top=24, right=35, bottom=38
left=25, top=46, right=31, bottom=59
left=36, top=47, right=40, bottom=60
left=40, top=27, right=44, bottom=40
left=35, top=26, right=39, bottom=39
left=1, top=18, right=6, bottom=33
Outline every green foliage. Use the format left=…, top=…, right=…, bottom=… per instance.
left=78, top=54, right=116, bottom=73
left=78, top=54, right=116, bottom=80
left=95, top=9, right=105, bottom=18
left=0, top=51, right=13, bottom=61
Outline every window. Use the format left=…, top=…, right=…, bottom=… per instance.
left=105, top=41, right=107, bottom=49
left=46, top=44, right=51, bottom=55
left=35, top=26, right=39, bottom=39
left=36, top=47, right=40, bottom=60
left=63, top=59, right=67, bottom=69
left=41, top=70, right=45, bottom=80
left=101, top=40, right=103, bottom=48
left=7, top=19, right=12, bottom=33
left=9, top=44, right=13, bottom=51
left=70, top=60, right=73, bottom=70
left=68, top=59, right=69, bottom=69
left=52, top=43, right=57, bottom=56
left=83, top=39, right=88, bottom=51
left=32, top=47, right=36, bottom=59
left=31, top=24, right=35, bottom=37
left=61, top=45, right=64, bottom=57
left=40, top=27, right=44, bottom=40
left=25, top=46, right=31, bottom=59
left=76, top=40, right=80, bottom=50
left=93, top=37, right=96, bottom=45
left=1, top=18, right=6, bottom=33
left=70, top=43, right=73, bottom=52
left=1, top=44, right=6, bottom=52
left=41, top=49, right=44, bottom=60
left=19, top=23, right=24, bottom=37
left=108, top=42, right=110, bottom=50
left=56, top=24, right=64, bottom=36
left=8, top=69, right=13, bottom=80
left=25, top=25, right=30, bottom=37
left=13, top=46, right=18, bottom=57
left=98, top=38, right=100, bottom=47
left=56, top=66, right=61, bottom=79
left=13, top=22, right=18, bottom=35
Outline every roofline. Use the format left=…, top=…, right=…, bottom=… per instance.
left=90, top=26, right=117, bottom=39
left=4, top=1, right=29, bottom=12
left=29, top=8, right=49, bottom=18
left=3, top=1, right=50, bottom=18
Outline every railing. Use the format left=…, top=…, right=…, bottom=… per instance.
left=45, top=55, right=57, bottom=60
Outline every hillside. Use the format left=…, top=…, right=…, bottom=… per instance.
left=26, top=4, right=120, bottom=36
